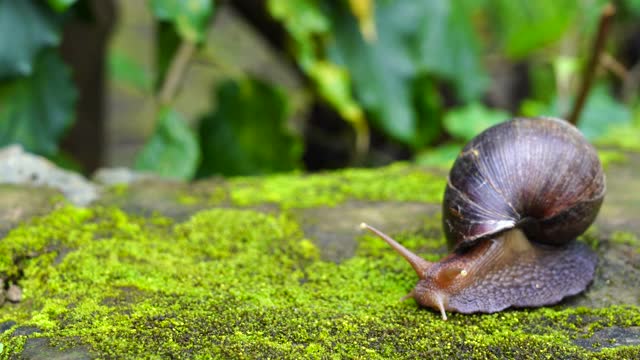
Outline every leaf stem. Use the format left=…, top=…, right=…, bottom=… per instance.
left=566, top=3, right=615, bottom=126
left=600, top=52, right=628, bottom=80
left=158, top=40, right=196, bottom=105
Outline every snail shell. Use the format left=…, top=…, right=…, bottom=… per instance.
left=443, top=117, right=605, bottom=248
left=362, top=117, right=605, bottom=320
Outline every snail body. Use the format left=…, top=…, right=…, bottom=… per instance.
left=361, top=117, right=605, bottom=320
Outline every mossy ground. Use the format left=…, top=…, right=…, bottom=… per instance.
left=173, top=163, right=445, bottom=209
left=0, top=164, right=638, bottom=358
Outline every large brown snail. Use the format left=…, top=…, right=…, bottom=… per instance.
left=361, top=117, right=605, bottom=320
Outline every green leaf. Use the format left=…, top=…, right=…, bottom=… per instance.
left=47, top=0, right=77, bottom=12
left=198, top=78, right=302, bottom=176
left=307, top=61, right=364, bottom=124
left=269, top=1, right=368, bottom=148
left=443, top=102, right=510, bottom=141
left=328, top=3, right=418, bottom=146
left=625, top=0, right=640, bottom=15
left=412, top=75, right=444, bottom=146
left=135, top=107, right=200, bottom=180
left=268, top=0, right=329, bottom=41
left=0, top=51, right=77, bottom=156
left=490, top=0, right=576, bottom=58
left=415, top=0, right=488, bottom=100
left=149, top=0, right=214, bottom=43
left=0, top=0, right=60, bottom=78
left=348, top=0, right=376, bottom=41
left=108, top=51, right=152, bottom=93
left=327, top=1, right=487, bottom=147
left=267, top=0, right=331, bottom=78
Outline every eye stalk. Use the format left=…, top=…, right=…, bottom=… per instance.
left=359, top=223, right=432, bottom=278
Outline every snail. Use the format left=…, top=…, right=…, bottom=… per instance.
left=360, top=117, right=605, bottom=320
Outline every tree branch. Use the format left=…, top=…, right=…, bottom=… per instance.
left=566, top=3, right=615, bottom=126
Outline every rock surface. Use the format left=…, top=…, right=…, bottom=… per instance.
left=0, top=149, right=637, bottom=358
left=0, top=145, right=98, bottom=206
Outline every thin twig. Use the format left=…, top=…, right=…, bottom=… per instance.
left=566, top=3, right=615, bottom=126
left=158, top=41, right=197, bottom=105
left=600, top=52, right=628, bottom=80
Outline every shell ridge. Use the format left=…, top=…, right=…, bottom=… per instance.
left=472, top=142, right=521, bottom=219
left=446, top=178, right=517, bottom=220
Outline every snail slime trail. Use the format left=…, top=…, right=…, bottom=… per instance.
left=361, top=117, right=605, bottom=320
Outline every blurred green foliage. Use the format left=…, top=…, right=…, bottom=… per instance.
left=135, top=107, right=200, bottom=179
left=0, top=0, right=60, bottom=78
left=149, top=0, right=213, bottom=43
left=197, top=78, right=302, bottom=177
left=0, top=51, right=76, bottom=156
left=0, top=0, right=639, bottom=178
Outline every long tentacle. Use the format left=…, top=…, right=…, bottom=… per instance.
left=360, top=223, right=433, bottom=278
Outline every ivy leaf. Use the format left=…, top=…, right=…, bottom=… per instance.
left=47, top=0, right=78, bottom=12
left=0, top=51, right=77, bottom=156
left=149, top=0, right=214, bottom=43
left=134, top=107, right=200, bottom=180
left=0, top=0, right=61, bottom=78
left=197, top=78, right=302, bottom=177
left=443, top=102, right=510, bottom=141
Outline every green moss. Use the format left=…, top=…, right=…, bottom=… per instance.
left=580, top=226, right=601, bottom=250
left=610, top=231, right=640, bottom=253
left=109, top=184, right=129, bottom=197
left=176, top=193, right=199, bottom=205
left=597, top=150, right=627, bottom=169
left=229, top=163, right=445, bottom=208
left=224, top=148, right=625, bottom=210
left=596, top=122, right=640, bottom=152
left=0, top=206, right=637, bottom=358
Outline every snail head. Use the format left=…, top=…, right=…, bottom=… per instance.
left=360, top=223, right=469, bottom=320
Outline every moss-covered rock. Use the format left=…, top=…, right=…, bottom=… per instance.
left=0, top=161, right=638, bottom=359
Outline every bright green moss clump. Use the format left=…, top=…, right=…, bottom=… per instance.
left=610, top=231, right=640, bottom=253
left=0, top=206, right=638, bottom=358
left=229, top=163, right=446, bottom=208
